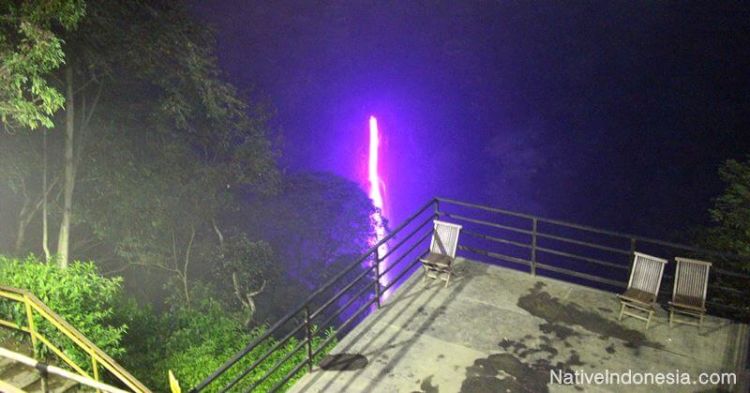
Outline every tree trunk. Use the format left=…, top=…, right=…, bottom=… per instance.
left=181, top=226, right=196, bottom=307
left=42, top=129, right=50, bottom=262
left=57, top=65, right=76, bottom=268
left=14, top=201, right=30, bottom=253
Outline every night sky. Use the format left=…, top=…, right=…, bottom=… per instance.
left=193, top=1, right=750, bottom=240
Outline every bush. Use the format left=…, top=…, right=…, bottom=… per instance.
left=0, top=254, right=127, bottom=369
left=128, top=297, right=336, bottom=393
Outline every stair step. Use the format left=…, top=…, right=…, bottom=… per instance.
left=25, top=375, right=80, bottom=393
left=0, top=355, right=15, bottom=371
left=1, top=363, right=41, bottom=389
left=54, top=378, right=80, bottom=393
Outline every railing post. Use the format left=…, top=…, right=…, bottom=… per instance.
left=304, top=307, right=313, bottom=372
left=374, top=249, right=382, bottom=309
left=23, top=295, right=39, bottom=359
left=531, top=218, right=538, bottom=276
left=91, top=356, right=100, bottom=393
left=40, top=366, right=49, bottom=393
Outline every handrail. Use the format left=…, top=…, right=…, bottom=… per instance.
left=194, top=196, right=750, bottom=392
left=0, top=285, right=151, bottom=393
left=0, top=347, right=131, bottom=393
left=435, top=197, right=750, bottom=314
left=191, top=198, right=438, bottom=392
left=436, top=197, right=747, bottom=260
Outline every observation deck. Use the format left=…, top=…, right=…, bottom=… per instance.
left=192, top=198, right=750, bottom=393
left=288, top=258, right=748, bottom=393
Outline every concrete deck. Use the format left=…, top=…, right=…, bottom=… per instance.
left=289, top=258, right=749, bottom=393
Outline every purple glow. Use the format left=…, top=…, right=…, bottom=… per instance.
left=368, top=116, right=390, bottom=293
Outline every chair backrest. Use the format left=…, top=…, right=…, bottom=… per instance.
left=430, top=220, right=462, bottom=258
left=627, top=252, right=668, bottom=296
left=673, top=257, right=712, bottom=306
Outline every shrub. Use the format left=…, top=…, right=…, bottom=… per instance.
left=132, top=297, right=336, bottom=393
left=0, top=254, right=127, bottom=370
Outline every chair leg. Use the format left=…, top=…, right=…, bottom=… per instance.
left=669, top=309, right=673, bottom=327
left=444, top=271, right=451, bottom=288
left=618, top=303, right=625, bottom=321
left=645, top=310, right=653, bottom=330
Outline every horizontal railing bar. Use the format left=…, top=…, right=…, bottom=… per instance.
left=461, top=229, right=532, bottom=250
left=535, top=246, right=629, bottom=271
left=712, top=267, right=750, bottom=279
left=266, top=294, right=383, bottom=393
left=381, top=254, right=427, bottom=294
left=536, top=232, right=631, bottom=256
left=437, top=197, right=750, bottom=261
left=309, top=296, right=380, bottom=360
left=0, top=348, right=130, bottom=393
left=266, top=356, right=309, bottom=393
left=436, top=197, right=538, bottom=220
left=33, top=330, right=91, bottom=379
left=309, top=265, right=375, bottom=320
left=0, top=318, right=23, bottom=331
left=218, top=318, right=310, bottom=392
left=276, top=294, right=383, bottom=393
left=458, top=245, right=532, bottom=267
left=239, top=334, right=309, bottom=393
left=708, top=285, right=746, bottom=295
left=379, top=230, right=433, bottom=279
left=706, top=300, right=750, bottom=311
left=378, top=214, right=436, bottom=261
left=439, top=212, right=534, bottom=235
left=535, top=262, right=626, bottom=288
left=315, top=277, right=379, bottom=334
left=193, top=199, right=438, bottom=391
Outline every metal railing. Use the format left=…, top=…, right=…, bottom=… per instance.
left=190, top=199, right=439, bottom=393
left=0, top=285, right=151, bottom=393
left=435, top=197, right=750, bottom=316
left=193, top=197, right=750, bottom=392
left=0, top=347, right=132, bottom=393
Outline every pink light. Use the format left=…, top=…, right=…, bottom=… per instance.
left=368, top=116, right=384, bottom=210
left=368, top=116, right=389, bottom=295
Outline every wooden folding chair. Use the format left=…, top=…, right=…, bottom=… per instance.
left=669, top=257, right=711, bottom=328
left=419, top=220, right=462, bottom=287
left=618, top=252, right=668, bottom=329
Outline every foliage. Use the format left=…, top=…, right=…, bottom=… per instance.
left=0, top=0, right=85, bottom=130
left=245, top=172, right=376, bottom=287
left=122, top=296, right=336, bottom=393
left=53, top=0, right=280, bottom=303
left=241, top=172, right=377, bottom=321
left=0, top=254, right=126, bottom=369
left=707, top=157, right=750, bottom=268
left=213, top=233, right=278, bottom=324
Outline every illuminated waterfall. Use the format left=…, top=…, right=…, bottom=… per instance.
left=368, top=116, right=389, bottom=291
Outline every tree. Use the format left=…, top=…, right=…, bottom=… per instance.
left=706, top=157, right=750, bottom=269
left=0, top=133, right=59, bottom=255
left=213, top=233, right=277, bottom=326
left=57, top=1, right=279, bottom=302
left=31, top=1, right=278, bottom=268
left=241, top=172, right=377, bottom=320
left=0, top=0, right=85, bottom=130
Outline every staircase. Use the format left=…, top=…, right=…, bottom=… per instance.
left=0, top=331, right=85, bottom=393
left=0, top=353, right=81, bottom=393
left=0, top=285, right=153, bottom=393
